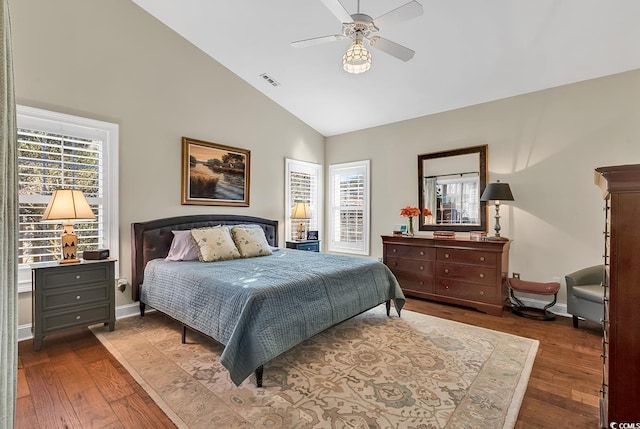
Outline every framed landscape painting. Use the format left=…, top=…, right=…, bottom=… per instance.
left=181, top=137, right=250, bottom=206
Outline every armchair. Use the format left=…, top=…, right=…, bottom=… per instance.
left=565, top=265, right=604, bottom=328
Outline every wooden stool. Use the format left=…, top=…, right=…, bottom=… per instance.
left=507, top=278, right=560, bottom=321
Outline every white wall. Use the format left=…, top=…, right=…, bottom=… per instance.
left=10, top=0, right=325, bottom=324
left=325, top=69, right=640, bottom=304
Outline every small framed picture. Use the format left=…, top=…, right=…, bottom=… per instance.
left=307, top=230, right=319, bottom=240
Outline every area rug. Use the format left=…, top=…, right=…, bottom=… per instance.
left=91, top=305, right=538, bottom=429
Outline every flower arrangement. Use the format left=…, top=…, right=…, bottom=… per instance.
left=400, top=206, right=432, bottom=235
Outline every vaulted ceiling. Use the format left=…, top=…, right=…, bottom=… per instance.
left=131, top=0, right=640, bottom=136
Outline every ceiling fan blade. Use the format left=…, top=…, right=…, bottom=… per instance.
left=320, top=0, right=353, bottom=23
left=374, top=1, right=423, bottom=28
left=368, top=36, right=415, bottom=61
left=291, top=34, right=345, bottom=48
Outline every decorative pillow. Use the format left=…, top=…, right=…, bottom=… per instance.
left=190, top=226, right=241, bottom=262
left=165, top=230, right=200, bottom=261
left=230, top=225, right=273, bottom=258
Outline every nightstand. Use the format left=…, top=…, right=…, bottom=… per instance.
left=286, top=240, right=320, bottom=252
left=32, top=258, right=116, bottom=351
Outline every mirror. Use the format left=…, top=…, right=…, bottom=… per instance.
left=418, top=145, right=487, bottom=232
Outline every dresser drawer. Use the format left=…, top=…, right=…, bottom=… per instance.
left=42, top=284, right=109, bottom=311
left=41, top=304, right=110, bottom=334
left=393, top=273, right=434, bottom=294
left=436, top=248, right=496, bottom=267
left=436, top=280, right=497, bottom=304
left=387, top=256, right=434, bottom=276
left=386, top=244, right=435, bottom=260
left=39, top=264, right=110, bottom=289
left=436, top=262, right=496, bottom=286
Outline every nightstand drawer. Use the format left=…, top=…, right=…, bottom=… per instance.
left=40, top=264, right=110, bottom=289
left=42, top=284, right=109, bottom=311
left=41, top=304, right=110, bottom=334
left=286, top=240, right=320, bottom=252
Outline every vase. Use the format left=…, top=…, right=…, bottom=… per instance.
left=408, top=217, right=414, bottom=236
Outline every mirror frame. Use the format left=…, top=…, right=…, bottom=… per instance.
left=418, top=144, right=488, bottom=232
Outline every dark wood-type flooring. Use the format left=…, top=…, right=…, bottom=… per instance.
left=16, top=297, right=602, bottom=428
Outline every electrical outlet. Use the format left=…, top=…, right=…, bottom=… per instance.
left=377, top=257, right=383, bottom=263
left=512, top=272, right=520, bottom=279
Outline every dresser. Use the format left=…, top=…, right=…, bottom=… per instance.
left=32, top=259, right=116, bottom=351
left=595, top=164, right=640, bottom=426
left=382, top=236, right=510, bottom=316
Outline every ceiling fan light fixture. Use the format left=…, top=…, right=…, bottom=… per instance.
left=342, top=39, right=371, bottom=74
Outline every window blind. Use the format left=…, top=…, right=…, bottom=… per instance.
left=285, top=159, right=322, bottom=242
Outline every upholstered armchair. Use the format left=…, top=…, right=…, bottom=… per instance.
left=565, top=265, right=604, bottom=328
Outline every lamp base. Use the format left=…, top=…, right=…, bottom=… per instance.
left=487, top=236, right=509, bottom=241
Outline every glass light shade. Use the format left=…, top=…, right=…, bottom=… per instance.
left=342, top=40, right=372, bottom=74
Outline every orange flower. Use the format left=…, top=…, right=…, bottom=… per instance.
left=423, top=208, right=432, bottom=216
left=400, top=206, right=421, bottom=217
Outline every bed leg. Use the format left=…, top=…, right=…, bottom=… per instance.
left=386, top=300, right=391, bottom=316
left=181, top=326, right=187, bottom=344
left=255, top=365, right=264, bottom=388
left=139, top=302, right=145, bottom=317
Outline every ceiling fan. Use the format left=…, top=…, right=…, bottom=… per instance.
left=291, top=0, right=423, bottom=74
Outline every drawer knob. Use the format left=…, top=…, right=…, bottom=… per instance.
left=393, top=262, right=397, bottom=266
left=479, top=273, right=485, bottom=278
left=393, top=249, right=397, bottom=253
left=419, top=281, right=424, bottom=285
left=480, top=290, right=485, bottom=296
left=76, top=295, right=81, bottom=300
left=420, top=265, right=424, bottom=271
left=445, top=285, right=449, bottom=290
left=420, top=251, right=425, bottom=256
left=444, top=253, right=450, bottom=259
left=444, top=269, right=449, bottom=274
left=75, top=315, right=81, bottom=320
left=480, top=256, right=485, bottom=262
left=76, top=275, right=81, bottom=279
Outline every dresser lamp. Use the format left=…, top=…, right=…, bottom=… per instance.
left=41, top=189, right=95, bottom=263
left=480, top=180, right=514, bottom=240
left=290, top=202, right=311, bottom=240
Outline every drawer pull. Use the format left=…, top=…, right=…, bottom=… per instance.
left=444, top=253, right=450, bottom=259
left=393, top=249, right=397, bottom=253
left=76, top=275, right=81, bottom=279
left=419, top=251, right=425, bottom=256
left=479, top=273, right=485, bottom=278
left=75, top=315, right=81, bottom=320
left=419, top=281, right=424, bottom=285
left=445, top=285, right=449, bottom=290
left=480, top=290, right=485, bottom=296
left=393, top=262, right=397, bottom=267
left=444, top=269, right=449, bottom=274
left=76, top=295, right=81, bottom=300
left=420, top=265, right=424, bottom=271
left=480, top=256, right=485, bottom=262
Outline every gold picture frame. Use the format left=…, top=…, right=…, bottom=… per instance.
left=181, top=137, right=250, bottom=206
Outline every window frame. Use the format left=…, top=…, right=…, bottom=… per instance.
left=328, top=160, right=370, bottom=255
left=16, top=105, right=119, bottom=293
left=285, top=158, right=323, bottom=243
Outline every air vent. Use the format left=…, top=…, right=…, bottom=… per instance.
left=259, top=73, right=280, bottom=87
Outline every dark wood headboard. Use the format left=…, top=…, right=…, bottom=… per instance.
left=130, top=214, right=278, bottom=301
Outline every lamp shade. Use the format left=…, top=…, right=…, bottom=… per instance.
left=42, top=189, right=95, bottom=221
left=480, top=181, right=514, bottom=202
left=342, top=39, right=372, bottom=74
left=290, top=202, right=311, bottom=219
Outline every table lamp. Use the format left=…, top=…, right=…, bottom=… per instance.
left=290, top=202, right=311, bottom=240
left=41, top=189, right=96, bottom=263
left=480, top=180, right=514, bottom=240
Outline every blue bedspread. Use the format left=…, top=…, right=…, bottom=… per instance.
left=141, top=249, right=405, bottom=385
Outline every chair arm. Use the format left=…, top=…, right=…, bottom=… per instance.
left=565, top=265, right=604, bottom=289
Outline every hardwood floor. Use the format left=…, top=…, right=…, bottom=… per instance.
left=16, top=298, right=602, bottom=428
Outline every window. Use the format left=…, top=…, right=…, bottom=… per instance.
left=285, top=159, right=322, bottom=242
left=17, top=106, right=119, bottom=292
left=328, top=160, right=370, bottom=255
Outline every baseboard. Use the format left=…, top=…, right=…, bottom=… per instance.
left=17, top=302, right=149, bottom=343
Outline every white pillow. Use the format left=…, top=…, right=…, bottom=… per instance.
left=190, top=226, right=241, bottom=262
left=230, top=225, right=273, bottom=258
left=165, top=230, right=200, bottom=261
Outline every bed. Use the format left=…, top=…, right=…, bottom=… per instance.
left=131, top=214, right=405, bottom=386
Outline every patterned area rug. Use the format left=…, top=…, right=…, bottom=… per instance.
left=91, top=305, right=538, bottom=428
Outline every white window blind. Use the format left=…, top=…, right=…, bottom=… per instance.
left=328, top=160, right=370, bottom=255
left=285, top=159, right=322, bottom=242
left=17, top=105, right=119, bottom=292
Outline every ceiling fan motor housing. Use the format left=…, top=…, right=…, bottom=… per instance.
left=342, top=14, right=378, bottom=39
